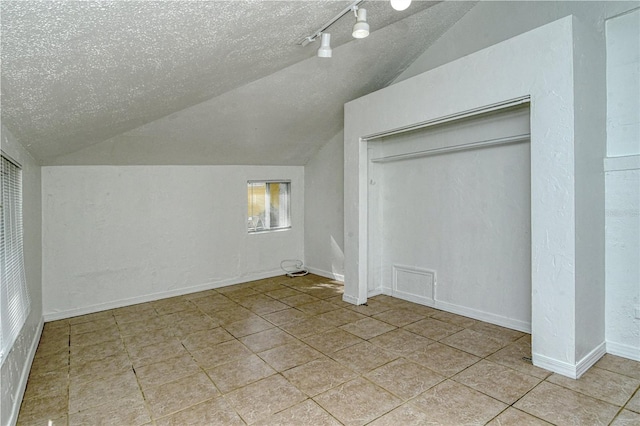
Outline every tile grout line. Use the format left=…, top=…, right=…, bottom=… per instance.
left=20, top=275, right=640, bottom=425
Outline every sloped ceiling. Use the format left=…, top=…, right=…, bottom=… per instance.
left=1, top=1, right=475, bottom=165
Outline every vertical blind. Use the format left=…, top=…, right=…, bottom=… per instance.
left=0, top=155, right=30, bottom=363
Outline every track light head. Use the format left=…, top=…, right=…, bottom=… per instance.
left=317, top=33, right=332, bottom=58
left=352, top=8, right=369, bottom=39
left=390, top=0, right=412, bottom=11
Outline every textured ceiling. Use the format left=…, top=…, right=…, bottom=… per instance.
left=1, top=0, right=474, bottom=165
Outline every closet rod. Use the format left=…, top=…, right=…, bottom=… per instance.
left=369, top=133, right=530, bottom=164
left=362, top=96, right=530, bottom=141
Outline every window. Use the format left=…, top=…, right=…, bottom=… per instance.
left=247, top=181, right=291, bottom=233
left=1, top=155, right=30, bottom=363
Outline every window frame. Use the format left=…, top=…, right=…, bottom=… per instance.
left=0, top=153, right=31, bottom=364
left=247, top=180, right=292, bottom=234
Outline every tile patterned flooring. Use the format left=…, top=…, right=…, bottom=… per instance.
left=17, top=274, right=640, bottom=425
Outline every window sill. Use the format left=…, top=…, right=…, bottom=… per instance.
left=248, top=227, right=292, bottom=235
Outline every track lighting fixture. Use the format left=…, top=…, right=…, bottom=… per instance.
left=297, top=0, right=366, bottom=58
left=390, top=0, right=412, bottom=11
left=317, top=33, right=332, bottom=58
left=352, top=7, right=369, bottom=39
left=298, top=0, right=411, bottom=57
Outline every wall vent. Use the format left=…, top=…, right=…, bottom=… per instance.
left=392, top=265, right=435, bottom=306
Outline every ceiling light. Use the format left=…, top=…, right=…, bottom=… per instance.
left=352, top=8, right=369, bottom=39
left=298, top=0, right=364, bottom=46
left=297, top=0, right=369, bottom=58
left=390, top=0, right=412, bottom=11
left=317, top=33, right=332, bottom=58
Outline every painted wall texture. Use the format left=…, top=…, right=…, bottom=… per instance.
left=306, top=2, right=637, bottom=303
left=606, top=8, right=640, bottom=158
left=304, top=131, right=345, bottom=281
left=383, top=0, right=639, bottom=364
left=366, top=107, right=532, bottom=332
left=41, top=165, right=304, bottom=320
left=344, top=16, right=610, bottom=378
left=605, top=8, right=640, bottom=361
left=0, top=126, right=43, bottom=426
left=1, top=5, right=637, bottom=423
left=606, top=165, right=640, bottom=359
left=395, top=1, right=639, bottom=84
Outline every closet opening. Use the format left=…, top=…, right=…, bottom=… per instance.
left=365, top=104, right=532, bottom=332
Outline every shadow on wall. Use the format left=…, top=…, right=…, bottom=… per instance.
left=331, top=235, right=345, bottom=281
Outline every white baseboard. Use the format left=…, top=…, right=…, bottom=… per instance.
left=306, top=267, right=344, bottom=282
left=533, top=352, right=579, bottom=379
left=533, top=341, right=606, bottom=379
left=378, top=285, right=531, bottom=334
left=43, top=269, right=286, bottom=322
left=576, top=341, right=607, bottom=378
left=384, top=288, right=436, bottom=308
left=434, top=300, right=531, bottom=333
left=7, top=317, right=44, bottom=426
left=342, top=293, right=367, bottom=305
left=381, top=285, right=611, bottom=378
left=606, top=341, right=640, bottom=361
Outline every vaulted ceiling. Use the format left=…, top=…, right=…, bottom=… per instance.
left=1, top=1, right=475, bottom=165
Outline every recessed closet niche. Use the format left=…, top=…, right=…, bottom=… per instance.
left=366, top=106, right=531, bottom=331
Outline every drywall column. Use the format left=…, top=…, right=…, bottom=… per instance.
left=345, top=17, right=603, bottom=377
left=572, top=14, right=608, bottom=370
left=605, top=9, right=640, bottom=360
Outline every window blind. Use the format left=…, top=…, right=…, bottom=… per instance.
left=0, top=155, right=30, bottom=364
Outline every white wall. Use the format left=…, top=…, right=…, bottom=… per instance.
left=606, top=163, right=640, bottom=360
left=572, top=8, right=608, bottom=364
left=367, top=108, right=532, bottom=331
left=606, top=8, right=640, bottom=158
left=304, top=131, right=345, bottom=281
left=395, top=1, right=639, bottom=84
left=344, top=16, right=606, bottom=378
left=605, top=8, right=640, bottom=360
left=42, top=165, right=304, bottom=320
left=387, top=0, right=639, bottom=366
left=1, top=125, right=43, bottom=426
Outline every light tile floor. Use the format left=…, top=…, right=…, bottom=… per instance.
left=17, top=274, right=640, bottom=425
